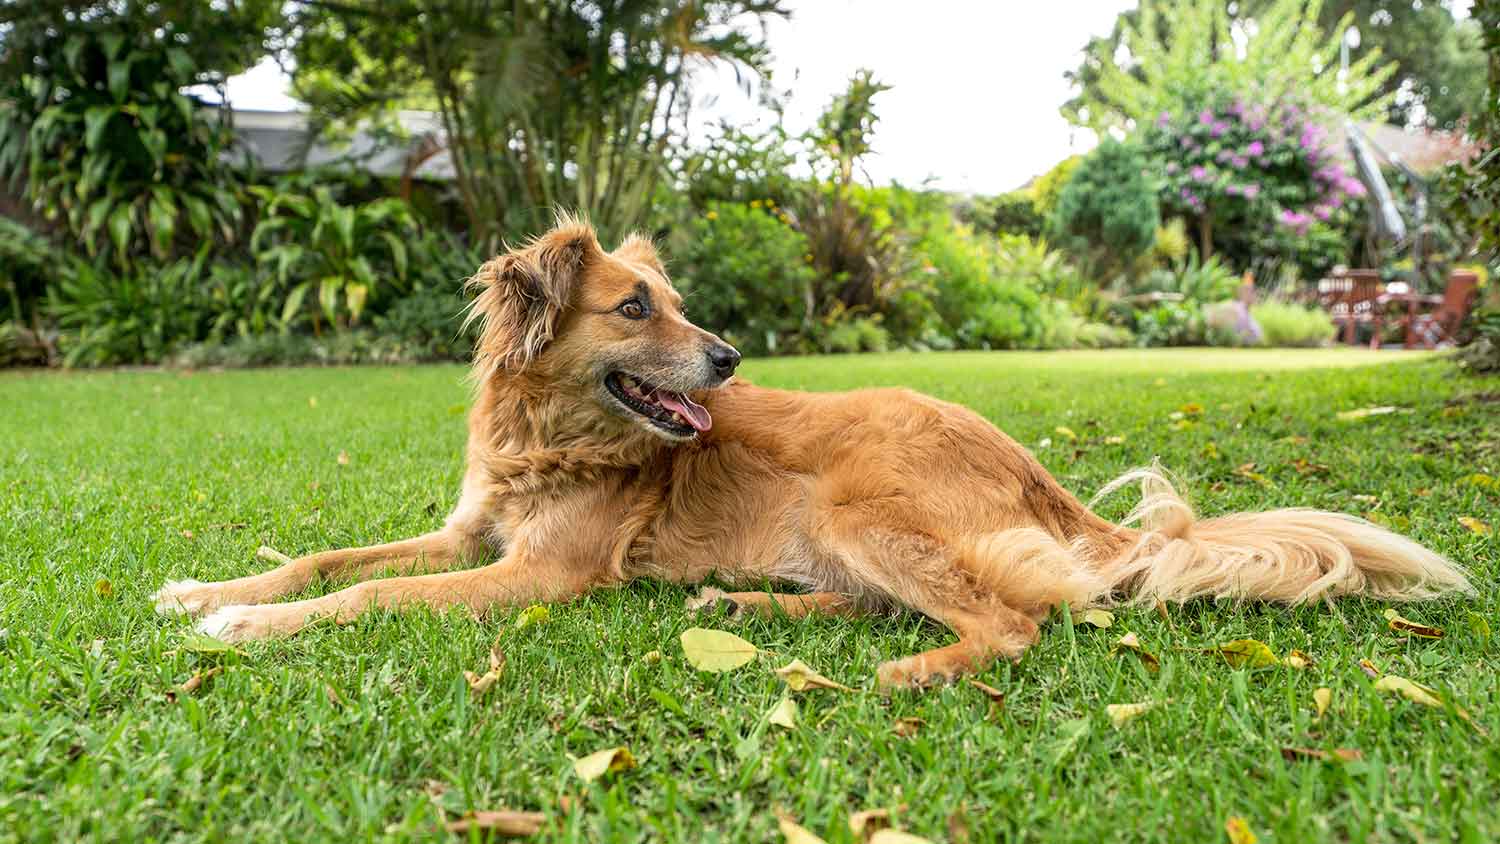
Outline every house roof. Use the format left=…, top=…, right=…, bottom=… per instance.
left=225, top=109, right=456, bottom=181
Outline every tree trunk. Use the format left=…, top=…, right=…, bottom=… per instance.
left=1198, top=215, right=1213, bottom=259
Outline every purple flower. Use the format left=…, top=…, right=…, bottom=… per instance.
left=1156, top=111, right=1172, bottom=128
left=1279, top=209, right=1311, bottom=232
left=1216, top=149, right=1233, bottom=163
left=1165, top=161, right=1180, bottom=174
left=1199, top=109, right=1215, bottom=126
left=1249, top=116, right=1266, bottom=132
left=1190, top=165, right=1210, bottom=182
left=1226, top=184, right=1242, bottom=196
left=1313, top=204, right=1332, bottom=221
left=1231, top=155, right=1248, bottom=168
left=1211, top=121, right=1229, bottom=138
left=1246, top=141, right=1264, bottom=157
left=1242, top=183, right=1261, bottom=200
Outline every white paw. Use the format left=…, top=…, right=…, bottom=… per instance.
left=152, top=579, right=213, bottom=616
left=195, top=605, right=264, bottom=643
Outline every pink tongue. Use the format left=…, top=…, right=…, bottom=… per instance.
left=653, top=390, right=712, bottom=432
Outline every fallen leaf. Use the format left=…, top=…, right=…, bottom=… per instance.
left=1110, top=632, right=1160, bottom=672
left=1210, top=639, right=1280, bottom=668
left=1180, top=402, right=1204, bottom=416
left=768, top=697, right=798, bottom=729
left=1224, top=816, right=1257, bottom=844
left=1312, top=687, right=1332, bottom=720
left=1336, top=405, right=1402, bottom=421
left=849, top=808, right=893, bottom=839
left=1372, top=675, right=1486, bottom=736
left=1106, top=700, right=1162, bottom=729
left=777, top=816, right=827, bottom=844
left=515, top=604, right=550, bottom=629
left=1462, top=472, right=1496, bottom=490
left=180, top=633, right=237, bottom=654
left=869, top=831, right=932, bottom=844
left=946, top=805, right=971, bottom=844
left=326, top=684, right=342, bottom=706
left=308, top=396, right=318, bottom=408
left=1458, top=516, right=1492, bottom=536
left=1054, top=425, right=1078, bottom=442
left=1104, top=435, right=1126, bottom=445
left=892, top=717, right=925, bottom=738
left=181, top=529, right=195, bottom=539
left=967, top=679, right=1006, bottom=711
left=641, top=650, right=662, bottom=663
left=1073, top=608, right=1114, bottom=629
left=1280, top=747, right=1362, bottom=763
left=1383, top=608, right=1444, bottom=639
left=1469, top=612, right=1491, bottom=645
left=680, top=628, right=758, bottom=672
left=1154, top=599, right=1172, bottom=627
left=572, top=746, right=636, bottom=783
left=464, top=644, right=505, bottom=696
left=1290, top=458, right=1330, bottom=476
left=775, top=659, right=852, bottom=692
left=256, top=546, right=294, bottom=566
left=94, top=578, right=113, bottom=597
left=336, top=450, right=350, bottom=466
left=166, top=666, right=222, bottom=702
left=1358, top=658, right=1381, bottom=679
left=443, top=810, right=546, bottom=837
left=1202, top=441, right=1221, bottom=459
left=1284, top=649, right=1313, bottom=670
left=1233, top=463, right=1273, bottom=488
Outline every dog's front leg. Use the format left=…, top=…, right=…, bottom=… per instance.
left=192, top=551, right=595, bottom=643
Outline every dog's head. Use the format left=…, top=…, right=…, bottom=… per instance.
left=465, top=215, right=740, bottom=441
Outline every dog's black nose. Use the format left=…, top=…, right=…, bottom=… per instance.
left=707, top=344, right=741, bottom=378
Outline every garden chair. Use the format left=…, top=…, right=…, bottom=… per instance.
left=1320, top=269, right=1385, bottom=346
left=1376, top=270, right=1480, bottom=350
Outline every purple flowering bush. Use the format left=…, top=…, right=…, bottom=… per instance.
left=1140, top=94, right=1365, bottom=278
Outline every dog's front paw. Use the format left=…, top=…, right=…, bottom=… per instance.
left=152, top=579, right=226, bottom=617
left=195, top=605, right=278, bottom=643
left=875, top=655, right=954, bottom=691
left=684, top=586, right=742, bottom=619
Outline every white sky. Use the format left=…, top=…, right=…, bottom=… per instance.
left=221, top=1, right=1136, bottom=195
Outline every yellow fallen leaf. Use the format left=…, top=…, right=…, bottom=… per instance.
left=1224, top=816, right=1257, bottom=844
left=1180, top=402, right=1204, bottom=416
left=1458, top=516, right=1492, bottom=536
left=1110, top=632, right=1160, bottom=672
left=256, top=546, right=294, bottom=566
left=1470, top=612, right=1492, bottom=645
left=1280, top=746, right=1362, bottom=763
left=1054, top=425, right=1078, bottom=442
left=1104, top=435, right=1126, bottom=445
left=777, top=816, right=827, bottom=844
left=572, top=746, right=636, bottom=782
left=1285, top=649, right=1313, bottom=670
left=336, top=450, right=350, bottom=466
left=1383, top=608, right=1444, bottom=639
left=775, top=659, right=852, bottom=692
left=515, top=604, right=550, bottom=629
left=1313, top=687, right=1332, bottom=721
left=167, top=666, right=222, bottom=702
left=1073, top=608, right=1114, bottom=629
left=768, top=697, right=798, bottom=729
left=464, top=644, right=505, bottom=696
left=681, top=628, right=758, bottom=672
left=1106, top=700, right=1162, bottom=729
left=1462, top=472, right=1496, bottom=489
left=94, top=578, right=113, bottom=597
left=1336, top=405, right=1402, bottom=421
left=1233, top=463, right=1273, bottom=488
left=1358, top=658, right=1381, bottom=679
left=443, top=810, right=546, bottom=836
left=849, top=807, right=894, bottom=839
left=967, top=679, right=1005, bottom=708
left=892, top=717, right=924, bottom=738
left=1211, top=639, right=1279, bottom=668
left=1372, top=675, right=1486, bottom=735
left=869, top=831, right=933, bottom=844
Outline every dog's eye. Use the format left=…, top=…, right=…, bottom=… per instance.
left=618, top=299, right=647, bottom=320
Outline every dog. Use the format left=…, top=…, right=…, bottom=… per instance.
left=154, top=216, right=1472, bottom=687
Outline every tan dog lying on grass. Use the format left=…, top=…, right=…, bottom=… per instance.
left=154, top=216, right=1472, bottom=687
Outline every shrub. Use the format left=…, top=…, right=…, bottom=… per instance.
left=49, top=254, right=219, bottom=366
left=1252, top=300, right=1333, bottom=347
left=0, top=217, right=58, bottom=323
left=372, top=287, right=476, bottom=362
left=670, top=201, right=818, bottom=355
left=1134, top=253, right=1240, bottom=303
left=1133, top=301, right=1206, bottom=347
left=817, top=315, right=890, bottom=354
left=1455, top=307, right=1500, bottom=374
left=1048, top=140, right=1160, bottom=280
left=1029, top=156, right=1082, bottom=219
left=958, top=192, right=1043, bottom=238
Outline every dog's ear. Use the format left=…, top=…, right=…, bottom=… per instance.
left=466, top=218, right=601, bottom=376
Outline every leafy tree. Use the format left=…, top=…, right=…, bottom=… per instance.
left=1062, top=0, right=1395, bottom=132
left=1048, top=140, right=1160, bottom=280
left=289, top=1, right=788, bottom=247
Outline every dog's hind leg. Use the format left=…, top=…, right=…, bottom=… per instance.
left=685, top=587, right=861, bottom=619
left=152, top=529, right=483, bottom=617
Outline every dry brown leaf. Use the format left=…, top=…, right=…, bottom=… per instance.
left=1106, top=700, right=1162, bottom=729
left=1224, top=816, right=1257, bottom=844
left=775, top=659, right=852, bottom=692
left=869, top=829, right=933, bottom=844
left=1313, top=687, right=1332, bottom=721
left=849, top=807, right=894, bottom=840
left=1233, top=463, right=1273, bottom=488
left=572, top=746, right=636, bottom=783
left=680, top=628, right=757, bottom=672
left=1110, top=632, right=1160, bottom=672
left=1154, top=599, right=1172, bottom=627
left=1358, top=658, right=1381, bottom=679
left=892, top=717, right=925, bottom=738
left=946, top=805, right=971, bottom=844
left=777, top=816, right=827, bottom=844
left=167, top=666, right=222, bottom=702
left=1210, top=639, right=1279, bottom=668
left=1280, top=747, right=1362, bottom=763
left=325, top=684, right=343, bottom=706
left=1284, top=649, right=1313, bottom=670
left=256, top=546, right=294, bottom=566
left=443, top=810, right=545, bottom=837
left=768, top=697, right=798, bottom=729
left=1383, top=608, right=1444, bottom=639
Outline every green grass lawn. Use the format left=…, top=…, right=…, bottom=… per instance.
left=3, top=349, right=1497, bottom=843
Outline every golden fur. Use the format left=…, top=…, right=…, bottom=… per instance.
left=154, top=218, right=1473, bottom=687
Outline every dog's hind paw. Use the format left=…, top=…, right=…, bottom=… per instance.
left=194, top=605, right=266, bottom=643
left=685, top=586, right=742, bottom=618
left=152, top=579, right=217, bottom=616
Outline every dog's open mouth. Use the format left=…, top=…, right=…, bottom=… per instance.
left=605, top=372, right=712, bottom=436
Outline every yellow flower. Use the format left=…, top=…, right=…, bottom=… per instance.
left=705, top=210, right=718, bottom=220
left=749, top=199, right=763, bottom=209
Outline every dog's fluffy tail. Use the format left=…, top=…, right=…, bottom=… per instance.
left=1081, top=464, right=1472, bottom=605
